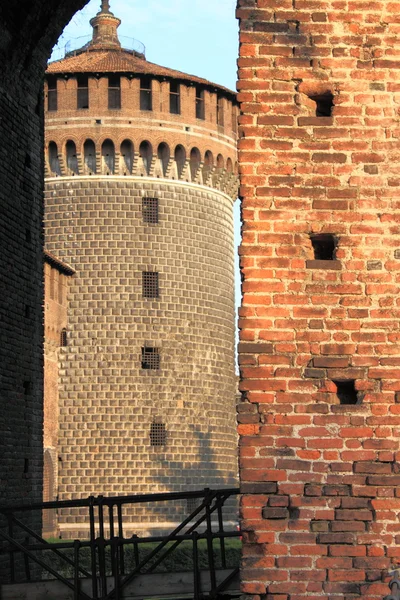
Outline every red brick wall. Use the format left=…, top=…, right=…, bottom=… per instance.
left=237, top=1, right=400, bottom=598
left=44, top=74, right=238, bottom=175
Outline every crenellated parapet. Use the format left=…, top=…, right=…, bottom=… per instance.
left=45, top=139, right=239, bottom=200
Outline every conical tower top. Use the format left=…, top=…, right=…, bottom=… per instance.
left=88, top=0, right=121, bottom=50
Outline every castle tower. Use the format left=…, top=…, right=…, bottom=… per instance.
left=43, top=2, right=239, bottom=538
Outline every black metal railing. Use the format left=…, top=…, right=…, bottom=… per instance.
left=385, top=573, right=400, bottom=600
left=0, top=487, right=240, bottom=600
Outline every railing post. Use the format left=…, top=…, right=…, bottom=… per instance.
left=217, top=492, right=226, bottom=569
left=109, top=503, right=115, bottom=577
left=89, top=495, right=99, bottom=599
left=7, top=513, right=15, bottom=583
left=204, top=488, right=217, bottom=596
left=111, top=536, right=120, bottom=600
left=24, top=535, right=31, bottom=582
left=73, top=539, right=81, bottom=600
left=117, top=502, right=125, bottom=575
left=385, top=573, right=400, bottom=600
left=98, top=495, right=105, bottom=540
left=97, top=537, right=107, bottom=597
left=132, top=534, right=139, bottom=570
left=192, top=530, right=200, bottom=600
left=97, top=495, right=107, bottom=597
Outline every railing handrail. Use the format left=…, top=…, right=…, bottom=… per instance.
left=0, top=486, right=239, bottom=514
left=0, top=487, right=241, bottom=600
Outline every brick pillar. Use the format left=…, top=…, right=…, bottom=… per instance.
left=237, top=1, right=400, bottom=598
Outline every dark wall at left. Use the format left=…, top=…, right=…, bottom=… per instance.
left=0, top=0, right=87, bottom=526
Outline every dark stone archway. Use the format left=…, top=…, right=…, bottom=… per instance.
left=0, top=0, right=87, bottom=516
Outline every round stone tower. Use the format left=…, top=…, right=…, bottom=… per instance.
left=44, top=1, right=239, bottom=537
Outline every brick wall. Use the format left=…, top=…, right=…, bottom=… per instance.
left=44, top=73, right=238, bottom=182
left=237, top=1, right=400, bottom=598
left=43, top=256, right=73, bottom=536
left=0, top=0, right=85, bottom=578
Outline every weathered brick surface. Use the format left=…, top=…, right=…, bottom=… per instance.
left=237, top=0, right=400, bottom=598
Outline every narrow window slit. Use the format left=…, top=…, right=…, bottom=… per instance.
left=310, top=92, right=334, bottom=117
left=60, top=329, right=67, bottom=347
left=333, top=380, right=358, bottom=405
left=195, top=86, right=205, bottom=120
left=108, top=74, right=121, bottom=109
left=310, top=234, right=337, bottom=261
left=140, top=76, right=152, bottom=111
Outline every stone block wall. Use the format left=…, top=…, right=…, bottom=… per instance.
left=237, top=1, right=400, bottom=598
left=45, top=176, right=238, bottom=538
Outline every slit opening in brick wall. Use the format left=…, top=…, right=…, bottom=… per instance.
left=333, top=380, right=359, bottom=405
left=309, top=91, right=334, bottom=117
left=150, top=420, right=166, bottom=446
left=297, top=82, right=335, bottom=120
left=310, top=233, right=337, bottom=260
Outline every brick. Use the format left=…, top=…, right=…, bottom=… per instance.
left=312, top=153, right=347, bottom=164
left=241, top=482, right=278, bottom=495
left=353, top=462, right=392, bottom=474
left=262, top=507, right=289, bottom=520
left=335, top=510, right=373, bottom=521
left=367, top=475, right=400, bottom=486
left=303, top=368, right=325, bottom=378
left=318, top=533, right=355, bottom=544
left=314, top=357, right=350, bottom=368
left=306, top=260, right=342, bottom=270
left=238, top=342, right=274, bottom=354
left=322, top=485, right=351, bottom=496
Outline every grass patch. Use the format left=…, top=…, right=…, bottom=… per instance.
left=39, top=538, right=242, bottom=579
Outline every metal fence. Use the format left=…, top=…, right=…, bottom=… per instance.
left=0, top=487, right=241, bottom=600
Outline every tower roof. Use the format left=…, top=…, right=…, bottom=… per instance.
left=46, top=1, right=236, bottom=99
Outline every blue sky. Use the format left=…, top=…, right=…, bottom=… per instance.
left=52, top=0, right=242, bottom=316
left=52, top=0, right=239, bottom=91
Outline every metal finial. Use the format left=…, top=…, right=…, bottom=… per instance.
left=101, top=0, right=110, bottom=13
